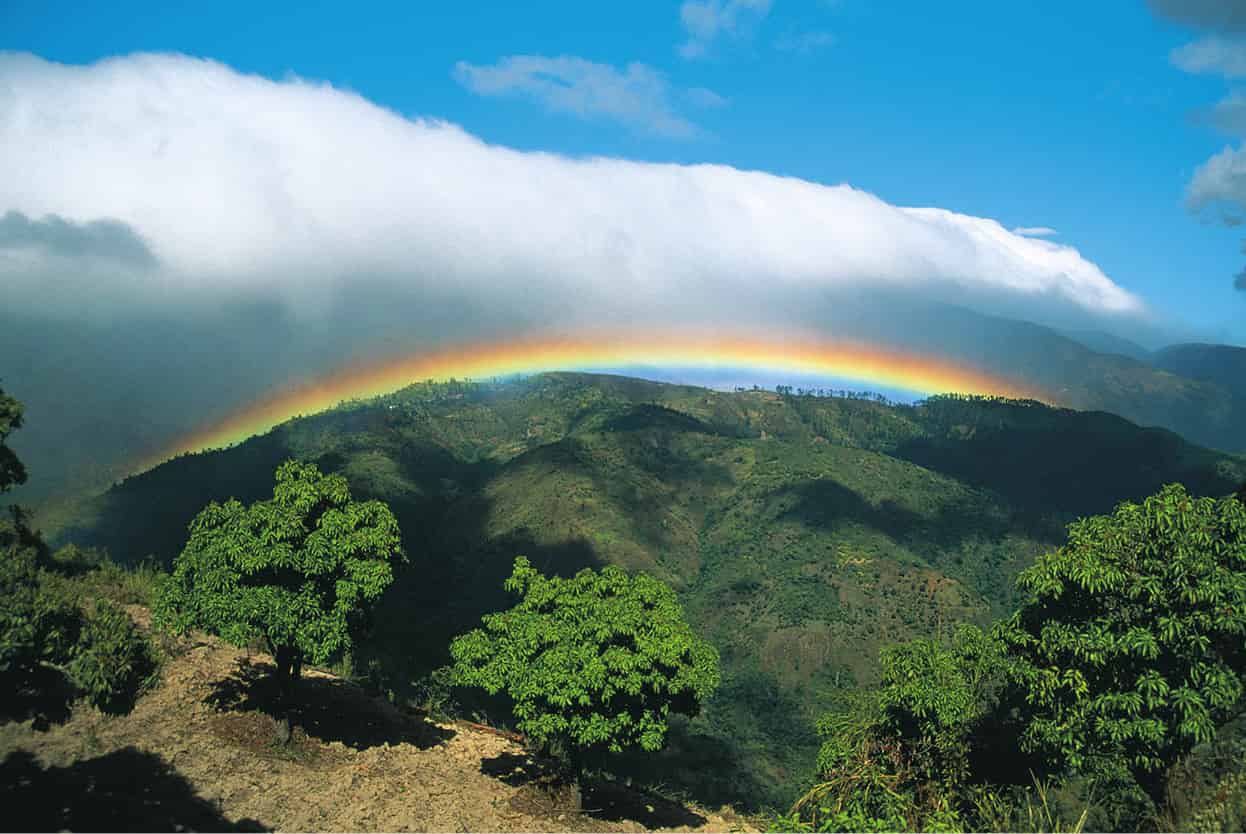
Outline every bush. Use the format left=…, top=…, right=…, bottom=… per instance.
left=1, top=542, right=82, bottom=695
left=69, top=601, right=158, bottom=714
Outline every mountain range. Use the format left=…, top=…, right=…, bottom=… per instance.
left=46, top=371, right=1246, bottom=808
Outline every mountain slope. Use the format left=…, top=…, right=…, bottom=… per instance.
left=1153, top=342, right=1246, bottom=401
left=820, top=295, right=1245, bottom=454
left=49, top=373, right=1246, bottom=808
left=0, top=608, right=750, bottom=833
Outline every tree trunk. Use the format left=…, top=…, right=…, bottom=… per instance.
left=272, top=645, right=301, bottom=746
left=563, top=745, right=583, bottom=813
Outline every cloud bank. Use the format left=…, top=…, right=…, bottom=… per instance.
left=0, top=51, right=1144, bottom=326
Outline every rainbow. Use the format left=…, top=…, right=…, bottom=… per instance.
left=141, top=331, right=1049, bottom=471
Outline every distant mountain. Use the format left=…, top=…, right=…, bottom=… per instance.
left=50, top=373, right=1246, bottom=809
left=1058, top=328, right=1153, bottom=362
left=1153, top=343, right=1246, bottom=400
left=814, top=296, right=1246, bottom=454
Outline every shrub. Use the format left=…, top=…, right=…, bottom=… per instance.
left=69, top=601, right=158, bottom=714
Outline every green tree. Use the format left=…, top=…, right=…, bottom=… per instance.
left=0, top=383, right=27, bottom=495
left=450, top=556, right=721, bottom=807
left=997, top=483, right=1246, bottom=800
left=69, top=600, right=158, bottom=714
left=156, top=459, right=404, bottom=742
left=789, top=625, right=1005, bottom=832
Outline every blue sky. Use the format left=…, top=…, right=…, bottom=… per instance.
left=4, top=0, right=1246, bottom=344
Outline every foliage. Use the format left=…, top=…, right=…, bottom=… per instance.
left=451, top=556, right=721, bottom=776
left=1163, top=713, right=1246, bottom=833
left=68, top=600, right=158, bottom=714
left=787, top=626, right=1005, bottom=832
left=408, top=665, right=460, bottom=722
left=0, top=543, right=81, bottom=695
left=155, top=459, right=404, bottom=731
left=997, top=484, right=1246, bottom=795
left=0, top=510, right=83, bottom=701
left=967, top=776, right=1089, bottom=833
left=0, top=383, right=27, bottom=495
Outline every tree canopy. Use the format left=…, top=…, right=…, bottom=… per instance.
left=156, top=459, right=404, bottom=737
left=997, top=483, right=1246, bottom=791
left=451, top=556, right=720, bottom=781
left=789, top=625, right=1005, bottom=832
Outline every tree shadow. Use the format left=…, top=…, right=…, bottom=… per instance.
left=478, top=750, right=709, bottom=829
left=605, top=712, right=781, bottom=813
left=0, top=747, right=267, bottom=832
left=480, top=750, right=542, bottom=787
left=0, top=665, right=76, bottom=730
left=205, top=657, right=453, bottom=751
left=584, top=780, right=708, bottom=829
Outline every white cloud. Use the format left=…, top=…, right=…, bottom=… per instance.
left=0, top=51, right=1146, bottom=327
left=1171, top=35, right=1246, bottom=77
left=1012, top=226, right=1059, bottom=237
left=454, top=55, right=697, bottom=138
left=679, top=0, right=773, bottom=59
left=1187, top=143, right=1246, bottom=210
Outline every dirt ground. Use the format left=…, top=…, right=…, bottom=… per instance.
left=0, top=609, right=757, bottom=833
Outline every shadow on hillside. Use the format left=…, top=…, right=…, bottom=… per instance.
left=584, top=780, right=708, bottom=829
left=206, top=657, right=453, bottom=751
left=0, top=665, right=76, bottom=730
left=480, top=750, right=541, bottom=786
left=0, top=747, right=267, bottom=831
left=606, top=713, right=779, bottom=814
left=892, top=410, right=1242, bottom=520
left=780, top=476, right=1026, bottom=550
left=63, top=430, right=293, bottom=565
left=478, top=751, right=709, bottom=829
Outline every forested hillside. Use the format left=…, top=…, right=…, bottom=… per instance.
left=47, top=373, right=1246, bottom=808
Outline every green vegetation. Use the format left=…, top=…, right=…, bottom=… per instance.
left=451, top=556, right=720, bottom=806
left=0, top=383, right=28, bottom=495
left=780, top=624, right=1003, bottom=832
left=1000, top=484, right=1246, bottom=799
left=46, top=373, right=1246, bottom=811
left=784, top=483, right=1246, bottom=832
left=1, top=521, right=80, bottom=710
left=1, top=389, right=158, bottom=721
left=155, top=459, right=404, bottom=742
left=68, top=600, right=158, bottom=714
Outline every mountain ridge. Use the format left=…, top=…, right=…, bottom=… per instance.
left=45, top=372, right=1246, bottom=808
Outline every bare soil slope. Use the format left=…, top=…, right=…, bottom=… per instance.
left=0, top=608, right=754, bottom=833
